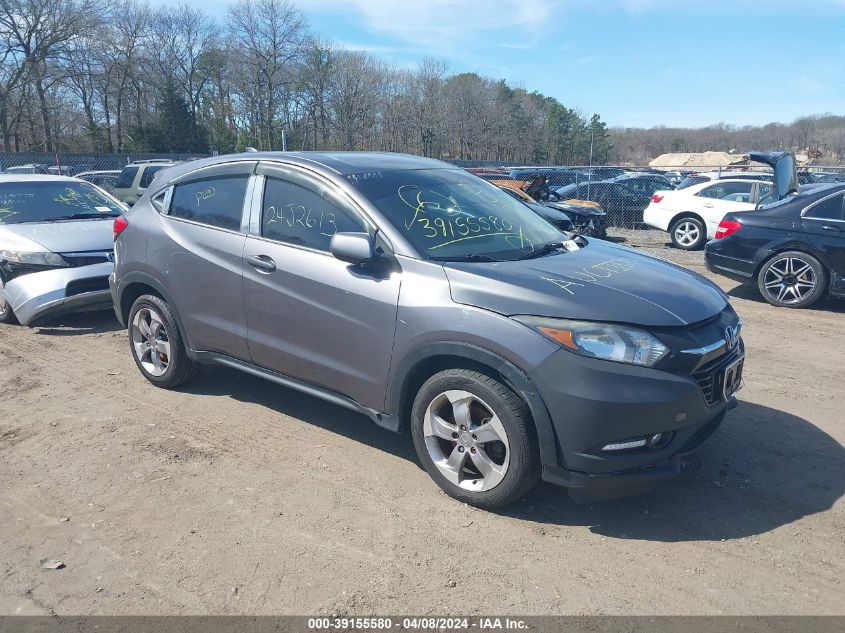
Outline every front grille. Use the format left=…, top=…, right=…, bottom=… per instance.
left=691, top=346, right=743, bottom=406
left=66, top=276, right=109, bottom=297
left=61, top=251, right=112, bottom=267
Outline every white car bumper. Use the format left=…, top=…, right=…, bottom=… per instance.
left=642, top=203, right=673, bottom=232
left=3, top=262, right=114, bottom=325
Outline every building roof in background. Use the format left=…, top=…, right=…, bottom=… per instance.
left=649, top=151, right=748, bottom=169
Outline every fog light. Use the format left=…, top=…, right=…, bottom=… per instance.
left=647, top=432, right=673, bottom=449
left=602, top=438, right=647, bottom=451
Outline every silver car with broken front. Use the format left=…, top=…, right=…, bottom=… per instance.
left=0, top=175, right=125, bottom=325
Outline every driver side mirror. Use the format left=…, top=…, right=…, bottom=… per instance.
left=330, top=232, right=378, bottom=265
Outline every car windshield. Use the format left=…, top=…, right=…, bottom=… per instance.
left=348, top=169, right=565, bottom=261
left=0, top=181, right=123, bottom=224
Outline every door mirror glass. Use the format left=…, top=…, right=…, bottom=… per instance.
left=330, top=232, right=377, bottom=264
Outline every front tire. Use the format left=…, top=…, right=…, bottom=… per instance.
left=670, top=216, right=706, bottom=250
left=128, top=294, right=198, bottom=388
left=757, top=251, right=827, bottom=308
left=410, top=369, right=540, bottom=509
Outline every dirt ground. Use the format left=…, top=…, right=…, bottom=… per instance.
left=1, top=230, right=843, bottom=616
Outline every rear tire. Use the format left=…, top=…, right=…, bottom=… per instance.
left=670, top=216, right=706, bottom=250
left=410, top=369, right=540, bottom=509
left=128, top=294, right=198, bottom=388
left=756, top=251, right=827, bottom=309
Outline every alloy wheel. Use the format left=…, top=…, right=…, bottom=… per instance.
left=763, top=256, right=817, bottom=305
left=131, top=307, right=172, bottom=377
left=674, top=220, right=700, bottom=247
left=423, top=390, right=510, bottom=492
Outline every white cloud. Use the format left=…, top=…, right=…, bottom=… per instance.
left=307, top=0, right=560, bottom=55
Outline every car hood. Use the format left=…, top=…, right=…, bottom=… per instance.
left=0, top=219, right=114, bottom=253
left=443, top=240, right=727, bottom=327
left=545, top=201, right=606, bottom=217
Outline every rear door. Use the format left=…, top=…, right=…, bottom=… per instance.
left=801, top=191, right=845, bottom=293
left=150, top=161, right=256, bottom=360
left=241, top=163, right=401, bottom=410
left=695, top=181, right=756, bottom=236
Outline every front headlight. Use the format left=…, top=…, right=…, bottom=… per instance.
left=515, top=316, right=669, bottom=367
left=0, top=250, right=68, bottom=267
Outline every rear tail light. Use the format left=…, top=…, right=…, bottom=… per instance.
left=651, top=194, right=664, bottom=203
left=113, top=215, right=129, bottom=241
left=715, top=219, right=741, bottom=239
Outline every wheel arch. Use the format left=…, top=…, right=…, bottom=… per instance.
left=669, top=211, right=707, bottom=230
left=752, top=244, right=830, bottom=283
left=388, top=342, right=560, bottom=468
left=116, top=273, right=191, bottom=349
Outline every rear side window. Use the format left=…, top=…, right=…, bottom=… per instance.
left=169, top=175, right=250, bottom=231
left=114, top=166, right=138, bottom=189
left=804, top=193, right=845, bottom=221
left=139, top=165, right=166, bottom=188
left=261, top=176, right=365, bottom=251
left=699, top=181, right=753, bottom=201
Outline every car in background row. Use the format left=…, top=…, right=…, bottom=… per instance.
left=0, top=175, right=124, bottom=325
left=77, top=170, right=122, bottom=191
left=517, top=176, right=608, bottom=237
left=643, top=178, right=772, bottom=250
left=112, top=159, right=178, bottom=206
left=706, top=182, right=845, bottom=309
left=3, top=163, right=51, bottom=175
left=111, top=151, right=744, bottom=509
left=509, top=167, right=587, bottom=189
left=555, top=173, right=673, bottom=227
left=495, top=184, right=574, bottom=232
left=675, top=171, right=774, bottom=190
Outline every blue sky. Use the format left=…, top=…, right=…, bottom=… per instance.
left=168, top=0, right=845, bottom=128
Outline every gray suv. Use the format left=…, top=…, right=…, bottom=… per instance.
left=110, top=152, right=744, bottom=508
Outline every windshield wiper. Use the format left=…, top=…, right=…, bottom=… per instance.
left=40, top=212, right=119, bottom=222
left=516, top=242, right=568, bottom=260
left=430, top=254, right=500, bottom=263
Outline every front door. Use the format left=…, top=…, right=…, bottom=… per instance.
left=241, top=165, right=401, bottom=411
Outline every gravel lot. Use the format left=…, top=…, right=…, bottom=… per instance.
left=1, top=230, right=843, bottom=615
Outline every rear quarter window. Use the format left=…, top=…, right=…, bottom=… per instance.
left=168, top=175, right=250, bottom=231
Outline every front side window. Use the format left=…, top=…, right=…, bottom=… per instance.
left=261, top=177, right=365, bottom=251
left=169, top=175, right=249, bottom=231
left=347, top=168, right=563, bottom=261
left=804, top=193, right=845, bottom=221
left=0, top=181, right=123, bottom=224
left=114, top=166, right=138, bottom=189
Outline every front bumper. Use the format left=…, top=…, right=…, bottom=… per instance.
left=530, top=347, right=739, bottom=498
left=3, top=262, right=114, bottom=325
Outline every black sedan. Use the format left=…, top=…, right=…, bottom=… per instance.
left=555, top=174, right=672, bottom=226
left=705, top=183, right=845, bottom=308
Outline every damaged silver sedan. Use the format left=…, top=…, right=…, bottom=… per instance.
left=0, top=175, right=124, bottom=326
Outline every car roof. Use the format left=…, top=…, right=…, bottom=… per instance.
left=0, top=174, right=81, bottom=183
left=159, top=151, right=453, bottom=182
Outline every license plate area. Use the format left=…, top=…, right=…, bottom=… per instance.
left=721, top=357, right=744, bottom=401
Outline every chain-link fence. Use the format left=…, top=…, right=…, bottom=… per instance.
left=3, top=153, right=844, bottom=228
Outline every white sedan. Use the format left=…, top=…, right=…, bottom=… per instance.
left=643, top=178, right=772, bottom=250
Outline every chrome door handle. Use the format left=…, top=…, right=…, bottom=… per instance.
left=246, top=255, right=276, bottom=273
left=821, top=224, right=844, bottom=232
